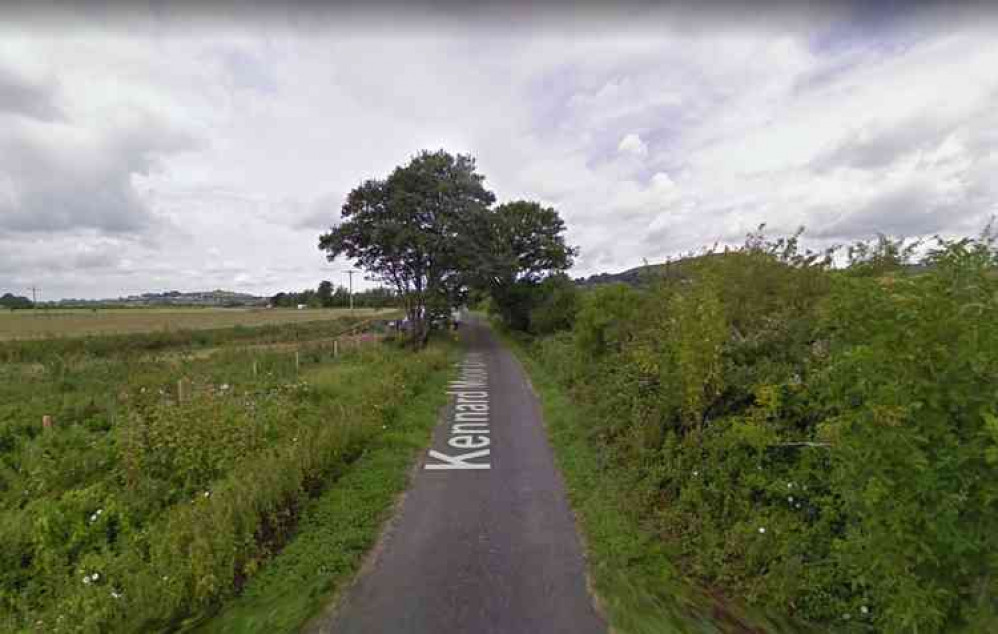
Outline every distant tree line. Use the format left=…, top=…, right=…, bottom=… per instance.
left=0, top=293, right=33, bottom=309
left=269, top=283, right=397, bottom=309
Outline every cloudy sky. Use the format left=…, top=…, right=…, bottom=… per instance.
left=1, top=2, right=997, bottom=300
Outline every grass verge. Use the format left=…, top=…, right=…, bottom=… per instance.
left=498, top=327, right=787, bottom=634
left=186, top=339, right=457, bottom=634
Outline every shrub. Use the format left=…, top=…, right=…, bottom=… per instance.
left=529, top=274, right=580, bottom=335
left=527, top=227, right=998, bottom=632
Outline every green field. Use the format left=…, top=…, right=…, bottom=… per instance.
left=0, top=308, right=392, bottom=341
left=0, top=317, right=453, bottom=633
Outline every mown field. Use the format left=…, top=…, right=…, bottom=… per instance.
left=0, top=308, right=391, bottom=341
left=0, top=317, right=453, bottom=633
left=497, top=230, right=998, bottom=633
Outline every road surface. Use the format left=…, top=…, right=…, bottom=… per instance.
left=311, top=316, right=606, bottom=633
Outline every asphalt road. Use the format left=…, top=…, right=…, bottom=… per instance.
left=311, top=316, right=606, bottom=634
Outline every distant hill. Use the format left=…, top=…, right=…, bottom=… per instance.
left=574, top=257, right=707, bottom=288
left=574, top=253, right=933, bottom=288
left=574, top=265, right=658, bottom=287
left=46, top=290, right=267, bottom=308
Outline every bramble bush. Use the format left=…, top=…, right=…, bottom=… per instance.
left=528, top=226, right=998, bottom=632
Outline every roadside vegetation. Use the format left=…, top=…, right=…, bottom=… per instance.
left=495, top=225, right=998, bottom=633
left=193, top=348, right=454, bottom=634
left=0, top=319, right=452, bottom=633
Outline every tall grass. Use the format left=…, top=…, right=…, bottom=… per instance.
left=0, top=322, right=447, bottom=633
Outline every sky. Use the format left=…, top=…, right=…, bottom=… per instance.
left=1, top=2, right=997, bottom=300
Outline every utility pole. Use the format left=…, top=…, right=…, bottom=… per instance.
left=344, top=270, right=355, bottom=313
left=30, top=286, right=38, bottom=314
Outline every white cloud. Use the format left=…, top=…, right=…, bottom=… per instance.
left=618, top=133, right=648, bottom=157
left=1, top=7, right=997, bottom=299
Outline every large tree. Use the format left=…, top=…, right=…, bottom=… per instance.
left=317, top=280, right=334, bottom=307
left=478, top=200, right=577, bottom=330
left=319, top=149, right=495, bottom=344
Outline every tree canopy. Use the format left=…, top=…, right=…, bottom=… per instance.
left=0, top=293, right=33, bottom=310
left=478, top=200, right=577, bottom=330
left=319, top=149, right=574, bottom=343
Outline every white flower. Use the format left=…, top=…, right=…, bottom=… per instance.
left=692, top=470, right=698, bottom=476
left=860, top=606, right=869, bottom=615
left=221, top=384, right=230, bottom=391
left=92, top=573, right=99, bottom=581
left=204, top=491, right=211, bottom=498
left=787, top=482, right=794, bottom=489
left=90, top=513, right=98, bottom=522
left=758, top=527, right=766, bottom=534
left=111, top=591, right=122, bottom=600
left=787, top=496, right=794, bottom=503
left=83, top=576, right=91, bottom=585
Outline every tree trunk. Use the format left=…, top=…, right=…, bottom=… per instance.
left=407, top=306, right=421, bottom=348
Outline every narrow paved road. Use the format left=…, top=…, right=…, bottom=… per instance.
left=312, top=316, right=606, bottom=634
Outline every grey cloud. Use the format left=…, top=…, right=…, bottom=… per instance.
left=792, top=53, right=865, bottom=94
left=291, top=193, right=343, bottom=231
left=212, top=47, right=278, bottom=95
left=962, top=92, right=998, bottom=155
left=0, top=65, right=63, bottom=122
left=0, top=2, right=839, bottom=35
left=0, top=115, right=200, bottom=235
left=6, top=0, right=998, bottom=41
left=811, top=182, right=976, bottom=240
left=811, top=114, right=950, bottom=173
left=73, top=250, right=120, bottom=270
